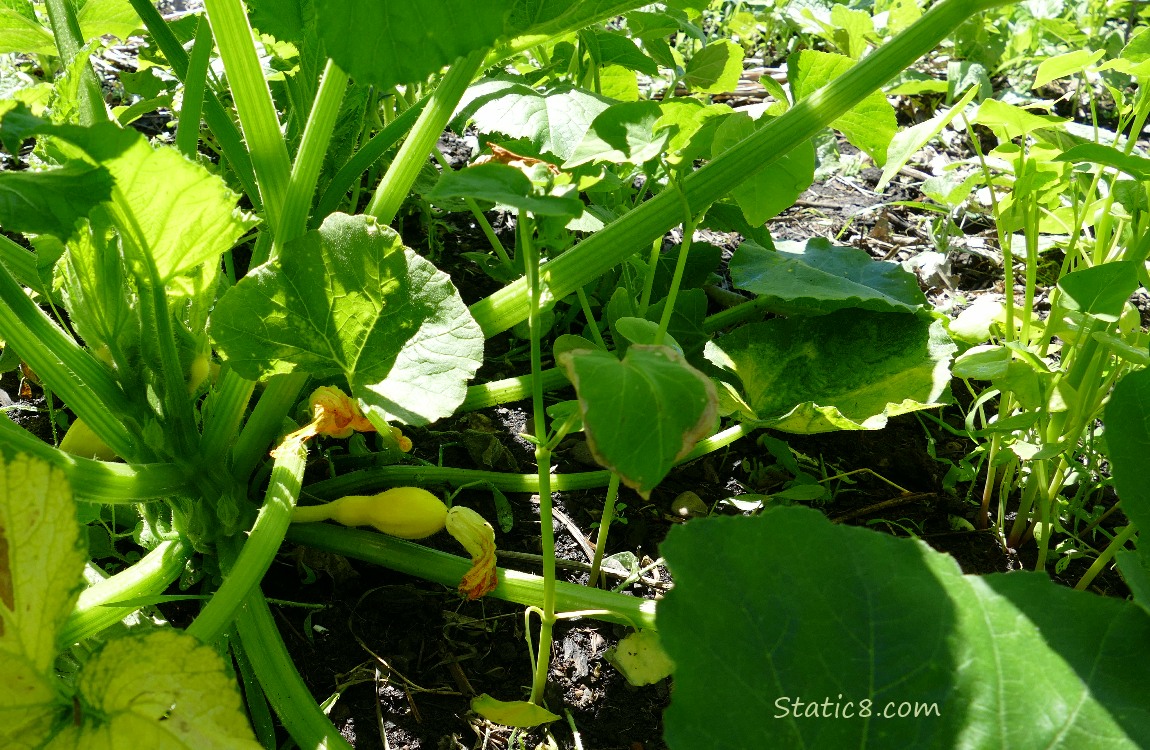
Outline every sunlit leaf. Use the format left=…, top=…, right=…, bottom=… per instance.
left=210, top=213, right=484, bottom=426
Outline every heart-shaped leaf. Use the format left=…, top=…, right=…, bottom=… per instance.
left=210, top=213, right=484, bottom=426
left=558, top=344, right=717, bottom=498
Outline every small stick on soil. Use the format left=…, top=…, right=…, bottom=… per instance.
left=830, top=493, right=934, bottom=524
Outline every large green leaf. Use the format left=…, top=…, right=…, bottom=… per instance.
left=0, top=161, right=112, bottom=238
left=711, top=112, right=814, bottom=226
left=453, top=79, right=614, bottom=162
left=729, top=237, right=927, bottom=315
left=558, top=344, right=718, bottom=498
left=0, top=8, right=54, bottom=55
left=563, top=100, right=670, bottom=168
left=789, top=49, right=897, bottom=165
left=1104, top=368, right=1150, bottom=534
left=315, top=0, right=514, bottom=91
left=704, top=310, right=954, bottom=432
left=49, top=123, right=251, bottom=282
left=660, top=507, right=1150, bottom=749
left=210, top=213, right=484, bottom=426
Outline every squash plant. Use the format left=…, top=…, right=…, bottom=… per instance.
left=7, top=0, right=1142, bottom=747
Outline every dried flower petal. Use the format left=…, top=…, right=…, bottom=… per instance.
left=446, top=506, right=498, bottom=599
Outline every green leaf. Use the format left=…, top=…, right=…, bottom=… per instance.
left=454, top=79, right=614, bottom=162
left=0, top=8, right=54, bottom=55
left=315, top=0, right=514, bottom=91
left=1053, top=143, right=1150, bottom=181
left=471, top=693, right=560, bottom=728
left=580, top=27, right=658, bottom=75
left=0, top=160, right=113, bottom=238
left=1033, top=49, right=1105, bottom=89
left=683, top=38, right=743, bottom=94
left=711, top=113, right=815, bottom=225
left=729, top=238, right=926, bottom=315
left=51, top=123, right=252, bottom=282
left=788, top=50, right=897, bottom=165
left=564, top=100, right=671, bottom=168
left=0, top=452, right=84, bottom=744
left=1116, top=549, right=1150, bottom=618
left=660, top=508, right=1150, bottom=748
left=558, top=344, right=718, bottom=498
left=973, top=98, right=1067, bottom=141
left=54, top=629, right=262, bottom=748
left=427, top=162, right=584, bottom=217
left=1057, top=262, right=1139, bottom=323
left=704, top=310, right=955, bottom=432
left=1104, top=368, right=1150, bottom=534
left=210, top=213, right=484, bottom=426
left=246, top=0, right=315, bottom=45
left=877, top=84, right=979, bottom=192
left=76, top=0, right=141, bottom=41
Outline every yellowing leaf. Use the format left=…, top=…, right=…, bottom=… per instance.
left=471, top=693, right=560, bottom=728
left=605, top=629, right=675, bottom=686
left=0, top=452, right=84, bottom=749
left=58, top=630, right=263, bottom=750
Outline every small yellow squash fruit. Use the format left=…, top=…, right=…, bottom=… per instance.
left=59, top=418, right=117, bottom=461
left=292, top=487, right=448, bottom=540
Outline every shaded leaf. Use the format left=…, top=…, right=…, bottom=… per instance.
left=210, top=213, right=483, bottom=426
left=427, top=162, right=583, bottom=217
left=559, top=344, right=717, bottom=498
left=704, top=310, right=954, bottom=432
left=0, top=161, right=113, bottom=238
left=729, top=238, right=926, bottom=315
left=660, top=507, right=1150, bottom=749
left=564, top=100, right=670, bottom=167
left=1057, top=262, right=1139, bottom=323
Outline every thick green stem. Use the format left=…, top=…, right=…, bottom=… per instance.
left=284, top=524, right=656, bottom=629
left=199, top=368, right=257, bottom=465
left=461, top=368, right=570, bottom=411
left=126, top=0, right=259, bottom=203
left=277, top=59, right=350, bottom=247
left=234, top=587, right=353, bottom=750
left=1, top=416, right=186, bottom=500
left=188, top=442, right=306, bottom=643
left=175, top=15, right=214, bottom=159
left=469, top=0, right=1009, bottom=336
left=366, top=48, right=488, bottom=224
left=231, top=372, right=309, bottom=482
left=59, top=539, right=192, bottom=644
left=311, top=95, right=429, bottom=224
left=203, top=0, right=292, bottom=235
left=43, top=0, right=104, bottom=125
left=0, top=259, right=138, bottom=458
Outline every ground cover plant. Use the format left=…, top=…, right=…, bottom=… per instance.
left=1, top=0, right=1149, bottom=747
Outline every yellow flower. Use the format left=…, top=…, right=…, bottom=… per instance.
left=446, top=506, right=498, bottom=599
left=272, top=385, right=405, bottom=456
